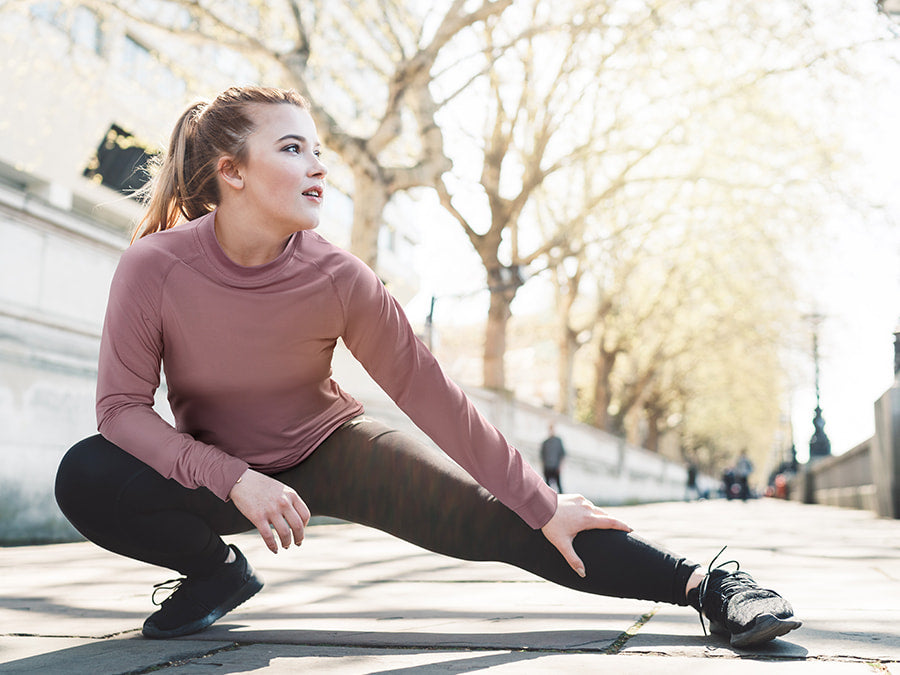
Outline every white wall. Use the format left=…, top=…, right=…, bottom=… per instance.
left=0, top=184, right=127, bottom=542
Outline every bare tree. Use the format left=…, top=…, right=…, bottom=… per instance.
left=40, top=0, right=513, bottom=272
left=514, top=0, right=896, bottom=467
left=434, top=0, right=614, bottom=390
left=11, top=0, right=895, bottom=466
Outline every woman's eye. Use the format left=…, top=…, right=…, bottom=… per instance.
left=283, top=144, right=300, bottom=154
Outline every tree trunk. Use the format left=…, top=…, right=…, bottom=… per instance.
left=624, top=407, right=644, bottom=447
left=483, top=285, right=513, bottom=391
left=644, top=407, right=663, bottom=452
left=348, top=170, right=390, bottom=271
left=555, top=273, right=578, bottom=415
left=557, top=326, right=578, bottom=415
left=610, top=367, right=656, bottom=441
left=592, top=347, right=616, bottom=430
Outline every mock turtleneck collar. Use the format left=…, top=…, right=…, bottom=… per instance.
left=196, top=210, right=300, bottom=289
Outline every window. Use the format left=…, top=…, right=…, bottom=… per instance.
left=83, top=125, right=157, bottom=198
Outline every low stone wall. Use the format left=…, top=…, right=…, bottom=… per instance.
left=789, top=382, right=900, bottom=519
left=467, top=389, right=696, bottom=506
left=873, top=386, right=900, bottom=518
left=334, top=346, right=700, bottom=508
left=0, top=186, right=127, bottom=543
left=0, top=315, right=100, bottom=543
left=791, top=439, right=877, bottom=511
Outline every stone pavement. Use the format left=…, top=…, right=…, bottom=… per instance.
left=0, top=498, right=897, bottom=674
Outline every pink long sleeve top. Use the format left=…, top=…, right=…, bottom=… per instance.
left=96, top=211, right=557, bottom=529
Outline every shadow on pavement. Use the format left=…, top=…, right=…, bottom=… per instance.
left=0, top=627, right=815, bottom=674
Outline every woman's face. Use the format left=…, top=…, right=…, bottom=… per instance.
left=233, top=103, right=327, bottom=235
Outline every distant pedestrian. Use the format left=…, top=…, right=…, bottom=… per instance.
left=685, top=461, right=699, bottom=501
left=722, top=466, right=736, bottom=500
left=540, top=424, right=566, bottom=493
left=54, top=85, right=799, bottom=648
left=734, top=450, right=754, bottom=501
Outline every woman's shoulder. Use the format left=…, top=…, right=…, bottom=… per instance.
left=300, top=230, right=372, bottom=276
left=114, top=223, right=203, bottom=295
left=121, top=218, right=204, bottom=269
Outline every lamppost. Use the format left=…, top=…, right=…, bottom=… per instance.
left=893, top=326, right=900, bottom=383
left=806, top=313, right=831, bottom=460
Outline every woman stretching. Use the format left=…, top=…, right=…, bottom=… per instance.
left=55, top=86, right=800, bottom=648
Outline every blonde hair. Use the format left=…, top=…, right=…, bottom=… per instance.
left=133, top=86, right=310, bottom=242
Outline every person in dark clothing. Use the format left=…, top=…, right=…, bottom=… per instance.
left=540, top=424, right=566, bottom=493
left=734, top=450, right=754, bottom=501
left=686, top=461, right=699, bottom=501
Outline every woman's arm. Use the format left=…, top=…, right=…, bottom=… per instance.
left=335, top=253, right=556, bottom=529
left=96, top=245, right=248, bottom=501
left=334, top=253, right=632, bottom=574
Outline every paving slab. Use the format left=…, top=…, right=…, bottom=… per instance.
left=133, top=644, right=881, bottom=674
left=0, top=635, right=234, bottom=674
left=1, top=499, right=898, bottom=673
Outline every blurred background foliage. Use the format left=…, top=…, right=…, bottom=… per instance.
left=4, top=0, right=899, bottom=475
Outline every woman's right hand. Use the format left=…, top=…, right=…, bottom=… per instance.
left=228, top=469, right=311, bottom=553
left=541, top=493, right=632, bottom=578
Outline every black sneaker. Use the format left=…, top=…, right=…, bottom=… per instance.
left=142, top=544, right=264, bottom=639
left=688, top=547, right=801, bottom=648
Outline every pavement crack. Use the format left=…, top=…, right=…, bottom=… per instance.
left=1, top=629, right=140, bottom=639
left=603, top=606, right=658, bottom=654
left=121, top=643, right=241, bottom=674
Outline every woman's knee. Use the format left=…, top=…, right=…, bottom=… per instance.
left=55, top=435, right=143, bottom=525
left=58, top=434, right=113, bottom=489
left=56, top=436, right=99, bottom=505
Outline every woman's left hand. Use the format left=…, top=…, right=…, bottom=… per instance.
left=541, top=493, right=632, bottom=578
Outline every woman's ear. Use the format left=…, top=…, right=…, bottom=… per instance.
left=217, top=156, right=244, bottom=190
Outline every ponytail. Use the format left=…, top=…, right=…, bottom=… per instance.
left=132, top=86, right=310, bottom=243
left=133, top=101, right=209, bottom=241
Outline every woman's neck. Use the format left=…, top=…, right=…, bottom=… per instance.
left=213, top=207, right=290, bottom=267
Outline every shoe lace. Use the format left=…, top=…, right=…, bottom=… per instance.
left=151, top=577, right=186, bottom=606
left=696, top=545, right=742, bottom=636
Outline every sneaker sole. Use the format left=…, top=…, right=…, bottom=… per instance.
left=729, top=614, right=802, bottom=648
left=142, top=574, right=264, bottom=639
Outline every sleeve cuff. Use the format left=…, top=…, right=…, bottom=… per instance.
left=210, top=456, right=251, bottom=502
left=515, top=482, right=558, bottom=529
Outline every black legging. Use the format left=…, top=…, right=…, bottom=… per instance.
left=55, top=416, right=697, bottom=607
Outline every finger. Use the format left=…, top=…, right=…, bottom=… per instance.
left=282, top=507, right=307, bottom=546
left=574, top=510, right=631, bottom=533
left=599, top=515, right=632, bottom=532
left=256, top=520, right=278, bottom=554
left=561, top=542, right=586, bottom=578
left=271, top=514, right=294, bottom=550
left=584, top=504, right=631, bottom=532
left=547, top=532, right=586, bottom=579
left=290, top=493, right=312, bottom=528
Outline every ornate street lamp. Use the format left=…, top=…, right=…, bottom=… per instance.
left=893, top=327, right=900, bottom=383
left=807, top=313, right=831, bottom=460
